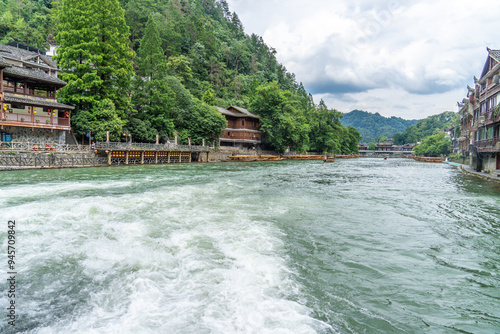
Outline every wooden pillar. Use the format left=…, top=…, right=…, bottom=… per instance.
left=155, top=152, right=158, bottom=164
left=107, top=151, right=111, bottom=165
left=206, top=152, right=209, bottom=162
left=24, top=80, right=27, bottom=95
left=125, top=151, right=129, bottom=165
left=167, top=152, right=170, bottom=164
left=189, top=152, right=192, bottom=163
left=179, top=152, right=181, bottom=163
left=141, top=151, right=144, bottom=165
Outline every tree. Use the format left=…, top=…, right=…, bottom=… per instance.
left=414, top=131, right=451, bottom=157
left=307, top=100, right=344, bottom=153
left=137, top=13, right=166, bottom=79
left=71, top=99, right=125, bottom=141
left=202, top=89, right=216, bottom=106
left=250, top=82, right=310, bottom=152
left=55, top=0, right=134, bottom=117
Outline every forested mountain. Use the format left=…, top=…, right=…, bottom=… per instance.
left=392, top=111, right=457, bottom=145
left=0, top=0, right=361, bottom=153
left=340, top=110, right=418, bottom=143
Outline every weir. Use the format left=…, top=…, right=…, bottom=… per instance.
left=0, top=141, right=211, bottom=170
left=94, top=141, right=210, bottom=166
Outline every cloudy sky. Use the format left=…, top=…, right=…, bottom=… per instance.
left=226, top=0, right=500, bottom=120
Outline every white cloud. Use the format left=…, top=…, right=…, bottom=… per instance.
left=227, top=0, right=500, bottom=119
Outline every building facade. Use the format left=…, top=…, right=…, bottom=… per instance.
left=466, top=48, right=500, bottom=172
left=217, top=106, right=262, bottom=149
left=0, top=42, right=74, bottom=146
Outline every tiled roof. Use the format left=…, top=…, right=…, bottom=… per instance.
left=3, top=66, right=66, bottom=86
left=228, top=105, right=260, bottom=118
left=4, top=93, right=74, bottom=109
left=0, top=43, right=57, bottom=69
left=0, top=56, right=11, bottom=67
left=489, top=49, right=500, bottom=63
left=217, top=106, right=260, bottom=119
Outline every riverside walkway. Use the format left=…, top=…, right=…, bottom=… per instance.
left=443, top=161, right=500, bottom=183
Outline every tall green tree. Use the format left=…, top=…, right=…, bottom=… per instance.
left=55, top=0, right=134, bottom=116
left=308, top=100, right=344, bottom=153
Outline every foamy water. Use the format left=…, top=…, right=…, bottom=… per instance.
left=1, top=165, right=331, bottom=333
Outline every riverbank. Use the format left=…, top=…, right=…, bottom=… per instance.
left=443, top=161, right=500, bottom=183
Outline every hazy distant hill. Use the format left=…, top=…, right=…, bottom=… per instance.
left=341, top=110, right=418, bottom=143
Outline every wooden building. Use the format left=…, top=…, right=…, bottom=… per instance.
left=468, top=48, right=500, bottom=172
left=0, top=42, right=74, bottom=146
left=375, top=139, right=393, bottom=151
left=217, top=106, right=262, bottom=149
left=458, top=96, right=473, bottom=157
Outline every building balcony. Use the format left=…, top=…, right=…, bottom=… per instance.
left=474, top=137, right=500, bottom=152
left=0, top=112, right=70, bottom=130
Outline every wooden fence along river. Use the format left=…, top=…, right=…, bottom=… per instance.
left=0, top=141, right=210, bottom=170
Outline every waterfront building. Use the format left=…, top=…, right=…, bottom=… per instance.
left=375, top=139, right=393, bottom=151
left=217, top=106, right=262, bottom=149
left=469, top=48, right=500, bottom=172
left=457, top=96, right=473, bottom=157
left=0, top=42, right=74, bottom=146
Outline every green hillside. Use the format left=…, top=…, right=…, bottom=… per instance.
left=0, top=0, right=362, bottom=153
left=392, top=111, right=457, bottom=145
left=340, top=110, right=418, bottom=143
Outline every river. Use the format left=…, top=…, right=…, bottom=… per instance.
left=1, top=158, right=499, bottom=333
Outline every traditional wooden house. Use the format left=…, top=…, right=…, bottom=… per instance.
left=375, top=139, right=393, bottom=151
left=469, top=48, right=500, bottom=172
left=0, top=42, right=74, bottom=146
left=217, top=106, right=262, bottom=149
left=402, top=143, right=416, bottom=151
left=457, top=96, right=474, bottom=158
left=358, top=143, right=368, bottom=151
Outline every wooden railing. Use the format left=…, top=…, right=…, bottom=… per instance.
left=0, top=114, right=70, bottom=127
left=474, top=137, right=500, bottom=151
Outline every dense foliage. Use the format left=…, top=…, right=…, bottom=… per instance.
left=392, top=111, right=457, bottom=145
left=2, top=0, right=360, bottom=152
left=340, top=110, right=418, bottom=143
left=413, top=131, right=451, bottom=157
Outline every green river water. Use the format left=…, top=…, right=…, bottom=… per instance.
left=0, top=158, right=499, bottom=333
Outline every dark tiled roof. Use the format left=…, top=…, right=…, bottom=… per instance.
left=489, top=49, right=500, bottom=63
left=217, top=106, right=260, bottom=119
left=4, top=93, right=74, bottom=110
left=228, top=105, right=260, bottom=118
left=0, top=43, right=57, bottom=69
left=0, top=56, right=11, bottom=67
left=3, top=66, right=66, bottom=86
